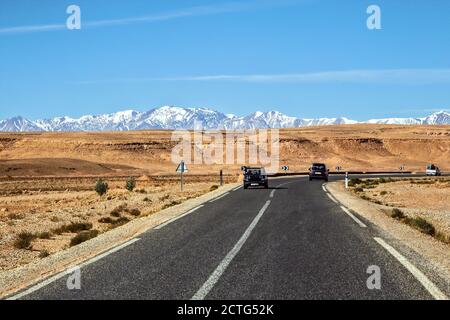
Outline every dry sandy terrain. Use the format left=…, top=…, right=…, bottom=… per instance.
left=0, top=176, right=236, bottom=271
left=0, top=124, right=449, bottom=272
left=348, top=177, right=450, bottom=241
left=1, top=124, right=449, bottom=175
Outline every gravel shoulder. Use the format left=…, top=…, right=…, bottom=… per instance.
left=326, top=181, right=450, bottom=293
left=0, top=182, right=239, bottom=298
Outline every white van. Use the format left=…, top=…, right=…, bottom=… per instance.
left=426, top=164, right=441, bottom=176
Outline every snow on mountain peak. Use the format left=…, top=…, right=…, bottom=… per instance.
left=1, top=107, right=449, bottom=132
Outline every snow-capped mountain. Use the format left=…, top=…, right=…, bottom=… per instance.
left=0, top=107, right=449, bottom=132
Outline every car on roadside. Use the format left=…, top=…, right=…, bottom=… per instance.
left=243, top=167, right=269, bottom=189
left=309, top=163, right=329, bottom=182
left=426, top=164, right=441, bottom=176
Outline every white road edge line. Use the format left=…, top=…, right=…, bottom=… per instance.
left=340, top=206, right=367, bottom=228
left=322, top=184, right=327, bottom=192
left=209, top=192, right=230, bottom=203
left=7, top=238, right=140, bottom=300
left=374, top=237, right=448, bottom=300
left=327, top=193, right=338, bottom=204
left=270, top=189, right=275, bottom=198
left=191, top=200, right=272, bottom=300
left=233, top=185, right=242, bottom=191
left=154, top=205, right=204, bottom=230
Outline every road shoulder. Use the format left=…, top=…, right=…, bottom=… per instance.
left=326, top=181, right=450, bottom=295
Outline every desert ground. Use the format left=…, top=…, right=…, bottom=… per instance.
left=348, top=177, right=450, bottom=244
left=0, top=124, right=449, bottom=271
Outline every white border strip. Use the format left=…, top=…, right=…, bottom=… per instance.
left=191, top=200, right=272, bottom=300
left=209, top=192, right=230, bottom=203
left=340, top=206, right=367, bottom=228
left=7, top=238, right=140, bottom=300
left=374, top=237, right=448, bottom=300
left=154, top=205, right=204, bottom=230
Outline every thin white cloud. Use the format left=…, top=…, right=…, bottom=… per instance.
left=159, top=69, right=450, bottom=85
left=0, top=0, right=304, bottom=35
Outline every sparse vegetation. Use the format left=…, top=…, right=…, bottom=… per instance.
left=405, top=217, right=435, bottom=236
left=52, top=222, right=93, bottom=235
left=70, top=230, right=99, bottom=247
left=95, top=179, right=109, bottom=196
left=39, top=250, right=50, bottom=258
left=129, top=208, right=141, bottom=216
left=210, top=185, right=219, bottom=191
left=7, top=213, right=25, bottom=220
left=380, top=191, right=388, bottom=196
left=14, top=232, right=36, bottom=249
left=36, top=231, right=51, bottom=239
left=391, top=208, right=405, bottom=220
left=125, top=177, right=136, bottom=192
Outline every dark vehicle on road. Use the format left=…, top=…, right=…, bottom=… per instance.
left=309, top=163, right=329, bottom=181
left=244, top=167, right=269, bottom=189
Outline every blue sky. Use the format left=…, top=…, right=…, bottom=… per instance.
left=1, top=0, right=449, bottom=120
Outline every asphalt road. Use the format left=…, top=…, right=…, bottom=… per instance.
left=11, top=175, right=447, bottom=300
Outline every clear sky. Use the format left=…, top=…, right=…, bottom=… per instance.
left=1, top=0, right=449, bottom=120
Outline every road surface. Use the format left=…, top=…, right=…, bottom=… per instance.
left=9, top=176, right=447, bottom=300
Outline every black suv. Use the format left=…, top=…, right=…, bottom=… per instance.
left=243, top=167, right=269, bottom=189
left=309, top=163, right=329, bottom=181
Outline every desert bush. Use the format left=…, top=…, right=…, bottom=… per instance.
left=143, top=197, right=152, bottom=202
left=14, top=232, right=36, bottom=249
left=7, top=213, right=25, bottom=220
left=125, top=177, right=136, bottom=192
left=52, top=222, right=92, bottom=235
left=406, top=217, right=435, bottom=236
left=435, top=232, right=450, bottom=244
left=95, top=179, right=108, bottom=196
left=70, top=230, right=99, bottom=247
left=129, top=208, right=141, bottom=216
left=110, top=217, right=130, bottom=227
left=98, top=217, right=114, bottom=223
left=391, top=208, right=405, bottom=220
left=39, top=250, right=50, bottom=258
left=36, top=231, right=51, bottom=239
left=380, top=191, right=388, bottom=196
left=210, top=185, right=219, bottom=191
left=110, top=209, right=121, bottom=217
left=354, top=187, right=364, bottom=193
left=348, top=178, right=362, bottom=187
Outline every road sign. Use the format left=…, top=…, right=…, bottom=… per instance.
left=336, top=166, right=342, bottom=172
left=176, top=161, right=188, bottom=173
left=282, top=166, right=289, bottom=171
left=176, top=161, right=188, bottom=191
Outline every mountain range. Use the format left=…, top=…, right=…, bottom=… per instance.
left=1, top=106, right=449, bottom=132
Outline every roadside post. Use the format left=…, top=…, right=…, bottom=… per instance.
left=345, top=172, right=349, bottom=189
left=281, top=166, right=289, bottom=174
left=176, top=160, right=188, bottom=192
left=400, top=165, right=405, bottom=174
left=336, top=166, right=342, bottom=173
left=220, top=170, right=223, bottom=186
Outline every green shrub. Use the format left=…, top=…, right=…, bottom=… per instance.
left=39, top=250, right=50, bottom=258
left=110, top=209, right=121, bottom=217
left=407, top=217, right=435, bottom=236
left=380, top=191, right=388, bottom=196
left=391, top=208, right=405, bottom=220
left=143, top=197, right=152, bottom=202
left=210, top=185, right=219, bottom=191
left=98, top=217, right=114, bottom=223
left=95, top=179, right=108, bottom=196
left=14, top=232, right=36, bottom=249
left=125, top=177, right=136, bottom=192
left=70, top=230, right=99, bottom=246
left=129, top=208, right=141, bottom=216
left=110, top=217, right=130, bottom=227
left=36, top=231, right=51, bottom=239
left=354, top=187, right=364, bottom=193
left=52, top=222, right=92, bottom=235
